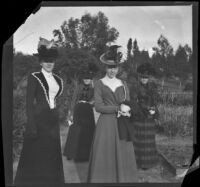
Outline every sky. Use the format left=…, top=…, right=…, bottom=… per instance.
left=14, top=5, right=192, bottom=57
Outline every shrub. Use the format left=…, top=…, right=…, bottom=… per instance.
left=184, top=82, right=193, bottom=91
left=157, top=104, right=193, bottom=137
left=13, top=91, right=26, bottom=161
left=158, top=90, right=193, bottom=106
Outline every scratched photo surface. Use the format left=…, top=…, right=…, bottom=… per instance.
left=13, top=5, right=194, bottom=183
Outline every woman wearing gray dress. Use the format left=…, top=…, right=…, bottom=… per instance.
left=87, top=45, right=138, bottom=183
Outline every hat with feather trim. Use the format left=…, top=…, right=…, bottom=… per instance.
left=33, top=37, right=58, bottom=62
left=100, top=45, right=123, bottom=66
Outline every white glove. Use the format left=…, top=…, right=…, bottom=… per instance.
left=149, top=110, right=155, bottom=115
left=120, top=104, right=131, bottom=113
left=68, top=120, right=73, bottom=126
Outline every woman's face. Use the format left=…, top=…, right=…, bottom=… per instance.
left=140, top=77, right=149, bottom=84
left=106, top=66, right=119, bottom=79
left=40, top=62, right=55, bottom=73
left=83, top=79, right=92, bottom=85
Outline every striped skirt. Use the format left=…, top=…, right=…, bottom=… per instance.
left=133, top=121, right=158, bottom=169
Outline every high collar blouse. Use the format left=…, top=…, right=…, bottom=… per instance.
left=41, top=68, right=59, bottom=109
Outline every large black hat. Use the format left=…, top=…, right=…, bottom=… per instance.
left=100, top=45, right=123, bottom=65
left=81, top=70, right=94, bottom=80
left=137, top=63, right=156, bottom=78
left=34, top=37, right=58, bottom=62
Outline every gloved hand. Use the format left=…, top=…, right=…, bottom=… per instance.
left=120, top=103, right=131, bottom=113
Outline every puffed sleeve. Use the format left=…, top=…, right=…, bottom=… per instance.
left=94, top=81, right=119, bottom=114
left=26, top=74, right=37, bottom=136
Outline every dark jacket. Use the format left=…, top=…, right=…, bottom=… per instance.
left=26, top=71, right=63, bottom=134
left=116, top=81, right=134, bottom=142
left=129, top=81, right=160, bottom=122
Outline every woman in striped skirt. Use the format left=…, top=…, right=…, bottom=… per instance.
left=130, top=64, right=160, bottom=170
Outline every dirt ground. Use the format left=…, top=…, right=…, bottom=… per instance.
left=13, top=124, right=193, bottom=184
left=60, top=125, right=193, bottom=183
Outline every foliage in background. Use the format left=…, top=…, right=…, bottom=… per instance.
left=158, top=90, right=193, bottom=106
left=125, top=34, right=193, bottom=82
left=53, top=11, right=119, bottom=58
left=157, top=104, right=193, bottom=137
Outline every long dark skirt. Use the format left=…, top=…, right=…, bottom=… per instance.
left=63, top=102, right=95, bottom=162
left=14, top=108, right=64, bottom=186
left=133, top=121, right=158, bottom=169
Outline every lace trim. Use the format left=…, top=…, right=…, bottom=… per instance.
left=53, top=73, right=63, bottom=108
left=32, top=72, right=51, bottom=108
left=53, top=73, right=63, bottom=96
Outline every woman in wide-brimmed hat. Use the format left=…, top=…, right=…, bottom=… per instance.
left=63, top=71, right=96, bottom=162
left=87, top=45, right=138, bottom=183
left=14, top=37, right=64, bottom=186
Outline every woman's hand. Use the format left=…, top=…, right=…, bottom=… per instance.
left=148, top=106, right=156, bottom=115
left=117, top=103, right=131, bottom=118
left=120, top=104, right=131, bottom=113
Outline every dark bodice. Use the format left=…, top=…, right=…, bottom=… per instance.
left=129, top=81, right=159, bottom=122
left=137, top=82, right=156, bottom=106
left=77, top=84, right=94, bottom=102
left=26, top=72, right=63, bottom=129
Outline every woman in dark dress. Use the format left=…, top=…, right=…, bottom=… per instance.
left=87, top=45, right=138, bottom=183
left=130, top=64, right=160, bottom=170
left=63, top=73, right=95, bottom=162
left=14, top=38, right=64, bottom=186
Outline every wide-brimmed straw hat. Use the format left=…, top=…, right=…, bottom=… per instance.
left=33, top=37, right=58, bottom=62
left=100, top=45, right=123, bottom=66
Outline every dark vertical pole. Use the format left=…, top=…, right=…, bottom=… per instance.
left=1, top=36, right=13, bottom=185
left=189, top=2, right=200, bottom=167
left=193, top=2, right=198, bottom=145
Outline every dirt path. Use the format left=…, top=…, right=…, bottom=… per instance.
left=60, top=125, right=184, bottom=183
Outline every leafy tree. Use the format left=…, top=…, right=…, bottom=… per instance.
left=174, top=45, right=190, bottom=79
left=184, top=44, right=192, bottom=60
left=184, top=44, right=193, bottom=73
left=151, top=35, right=174, bottom=77
left=132, top=39, right=140, bottom=72
left=54, top=47, right=100, bottom=82
left=132, top=39, right=139, bottom=53
left=13, top=52, right=39, bottom=90
left=53, top=47, right=100, bottom=115
left=127, top=38, right=132, bottom=61
left=153, top=34, right=173, bottom=58
left=140, top=50, right=150, bottom=64
left=53, top=11, right=119, bottom=58
left=123, top=38, right=133, bottom=74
